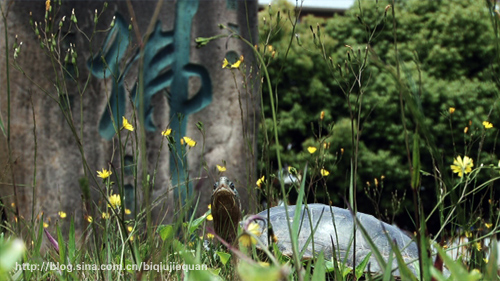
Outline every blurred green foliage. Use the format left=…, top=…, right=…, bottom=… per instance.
left=258, top=0, right=500, bottom=229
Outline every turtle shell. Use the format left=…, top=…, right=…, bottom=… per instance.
left=254, top=204, right=419, bottom=275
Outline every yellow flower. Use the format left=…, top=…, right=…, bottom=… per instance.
left=256, top=176, right=265, bottom=188
left=231, top=56, right=244, bottom=68
left=465, top=231, right=472, bottom=238
left=222, top=55, right=244, bottom=69
left=45, top=0, right=50, bottom=11
left=267, top=45, right=273, bottom=52
left=307, top=147, right=317, bottom=154
left=86, top=216, right=93, bottom=223
left=216, top=165, right=226, bottom=172
left=320, top=111, right=325, bottom=120
left=207, top=233, right=215, bottom=239
left=108, top=194, right=121, bottom=209
left=10, top=202, right=15, bottom=208
left=449, top=107, right=455, bottom=114
left=464, top=127, right=469, bottom=134
left=222, top=58, right=229, bottom=68
left=182, top=136, right=196, bottom=147
left=130, top=235, right=134, bottom=241
left=239, top=222, right=261, bottom=247
left=450, top=155, right=474, bottom=177
left=483, top=121, right=494, bottom=129
left=122, top=116, right=134, bottom=131
left=320, top=168, right=330, bottom=177
left=43, top=222, right=49, bottom=228
left=476, top=242, right=482, bottom=251
left=161, top=128, right=172, bottom=136
left=485, top=222, right=493, bottom=229
left=127, top=226, right=133, bottom=232
left=206, top=204, right=213, bottom=221
left=484, top=258, right=489, bottom=264
left=58, top=211, right=67, bottom=219
left=125, top=209, right=131, bottom=215
left=97, top=168, right=112, bottom=179
left=102, top=212, right=110, bottom=219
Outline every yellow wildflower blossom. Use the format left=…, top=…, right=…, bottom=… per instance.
left=451, top=155, right=474, bottom=177
left=97, top=168, right=112, bottom=179
left=222, top=58, right=229, bottom=68
left=320, top=168, right=330, bottom=177
left=207, top=214, right=213, bottom=221
left=216, top=165, right=226, bottom=172
left=239, top=222, right=261, bottom=247
left=222, top=55, right=244, bottom=69
left=256, top=176, right=265, bottom=188
left=108, top=194, right=121, bottom=209
left=125, top=209, right=131, bottom=215
left=43, top=222, right=49, bottom=228
left=45, top=0, right=50, bottom=11
left=182, top=136, right=196, bottom=147
left=483, top=121, right=494, bottom=129
left=449, top=107, right=455, bottom=114
left=127, top=226, right=133, bottom=232
left=86, top=216, right=93, bottom=223
left=307, top=147, right=317, bottom=154
left=207, top=233, right=215, bottom=239
left=102, top=212, right=110, bottom=219
left=485, top=223, right=493, bottom=229
left=161, top=128, right=172, bottom=136
left=122, top=116, right=134, bottom=131
left=58, top=211, right=67, bottom=219
left=320, top=111, right=325, bottom=120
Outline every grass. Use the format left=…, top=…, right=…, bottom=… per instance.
left=1, top=0, right=500, bottom=280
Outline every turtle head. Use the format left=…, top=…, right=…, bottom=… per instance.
left=211, top=177, right=242, bottom=244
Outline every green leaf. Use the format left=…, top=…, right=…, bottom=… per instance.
left=209, top=268, right=221, bottom=276
left=311, top=253, right=325, bottom=281
left=173, top=241, right=221, bottom=281
left=157, top=224, right=174, bottom=241
left=355, top=253, right=372, bottom=279
left=68, top=216, right=76, bottom=263
left=382, top=250, right=394, bottom=281
left=0, top=238, right=25, bottom=276
left=189, top=211, right=210, bottom=234
left=237, top=260, right=284, bottom=281
left=216, top=251, right=231, bottom=266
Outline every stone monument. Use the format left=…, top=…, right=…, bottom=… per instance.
left=0, top=0, right=258, bottom=234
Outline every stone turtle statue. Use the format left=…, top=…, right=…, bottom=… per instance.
left=211, top=177, right=419, bottom=276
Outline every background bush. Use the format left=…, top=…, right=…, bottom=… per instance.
left=258, top=0, right=500, bottom=231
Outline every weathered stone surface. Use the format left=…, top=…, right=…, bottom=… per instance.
left=0, top=0, right=258, bottom=234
